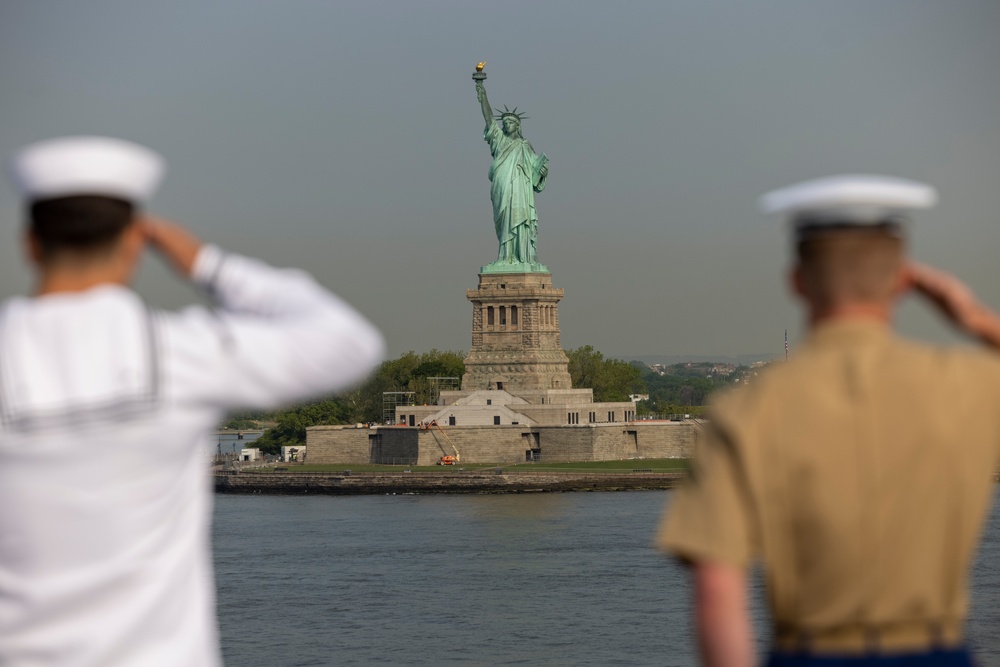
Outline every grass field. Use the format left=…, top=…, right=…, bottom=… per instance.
left=262, top=459, right=690, bottom=474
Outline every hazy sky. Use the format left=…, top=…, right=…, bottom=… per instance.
left=2, top=1, right=998, bottom=360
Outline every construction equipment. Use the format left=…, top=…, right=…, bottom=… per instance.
left=426, top=420, right=461, bottom=465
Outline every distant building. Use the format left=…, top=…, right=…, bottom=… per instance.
left=239, top=448, right=261, bottom=462
left=212, top=430, right=263, bottom=457
left=281, top=446, right=305, bottom=463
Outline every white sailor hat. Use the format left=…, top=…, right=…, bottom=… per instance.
left=8, top=136, right=165, bottom=204
left=760, top=174, right=937, bottom=238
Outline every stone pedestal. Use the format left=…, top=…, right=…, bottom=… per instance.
left=462, top=272, right=572, bottom=392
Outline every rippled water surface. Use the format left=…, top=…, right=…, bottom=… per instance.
left=214, top=491, right=1000, bottom=666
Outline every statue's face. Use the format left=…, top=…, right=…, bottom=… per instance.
left=502, top=117, right=520, bottom=136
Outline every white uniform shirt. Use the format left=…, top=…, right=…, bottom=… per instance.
left=0, top=245, right=384, bottom=666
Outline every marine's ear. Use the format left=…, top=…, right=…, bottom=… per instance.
left=789, top=264, right=807, bottom=300
left=889, top=262, right=910, bottom=301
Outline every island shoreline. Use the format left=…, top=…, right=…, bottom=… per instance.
left=213, top=470, right=685, bottom=495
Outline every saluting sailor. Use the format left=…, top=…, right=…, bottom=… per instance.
left=0, top=137, right=385, bottom=666
left=657, top=175, right=1000, bottom=667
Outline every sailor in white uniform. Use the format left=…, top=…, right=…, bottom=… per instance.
left=0, top=136, right=385, bottom=666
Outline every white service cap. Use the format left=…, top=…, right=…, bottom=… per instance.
left=8, top=136, right=165, bottom=204
left=759, top=175, right=938, bottom=224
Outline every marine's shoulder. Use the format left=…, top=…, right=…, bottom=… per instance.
left=705, top=357, right=816, bottom=428
left=718, top=358, right=798, bottom=398
left=886, top=333, right=1000, bottom=374
left=705, top=372, right=773, bottom=425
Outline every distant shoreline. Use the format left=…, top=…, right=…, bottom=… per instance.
left=213, top=469, right=685, bottom=495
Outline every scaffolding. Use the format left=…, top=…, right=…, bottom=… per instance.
left=382, top=391, right=415, bottom=425
left=427, top=376, right=461, bottom=405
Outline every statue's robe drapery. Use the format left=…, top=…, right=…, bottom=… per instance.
left=485, top=121, right=548, bottom=265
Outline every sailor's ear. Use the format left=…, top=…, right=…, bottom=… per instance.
left=23, top=229, right=44, bottom=266
left=120, top=218, right=148, bottom=263
left=123, top=217, right=146, bottom=246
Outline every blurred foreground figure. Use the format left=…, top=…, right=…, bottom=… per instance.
left=658, top=175, right=1000, bottom=667
left=0, top=137, right=385, bottom=666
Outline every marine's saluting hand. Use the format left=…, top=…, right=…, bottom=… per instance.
left=906, top=262, right=1000, bottom=349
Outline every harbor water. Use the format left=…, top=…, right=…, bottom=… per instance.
left=214, top=490, right=1000, bottom=666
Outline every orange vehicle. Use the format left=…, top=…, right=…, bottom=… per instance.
left=427, top=420, right=460, bottom=465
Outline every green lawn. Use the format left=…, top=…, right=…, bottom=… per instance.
left=263, top=459, right=689, bottom=474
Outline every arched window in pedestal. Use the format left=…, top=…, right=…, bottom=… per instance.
left=511, top=305, right=518, bottom=328
left=500, top=306, right=506, bottom=326
left=487, top=306, right=494, bottom=326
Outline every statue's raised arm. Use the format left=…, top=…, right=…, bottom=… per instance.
left=475, top=80, right=493, bottom=128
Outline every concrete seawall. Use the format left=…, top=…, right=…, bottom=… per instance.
left=214, top=470, right=685, bottom=495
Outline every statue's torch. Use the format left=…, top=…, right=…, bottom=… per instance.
left=473, top=62, right=487, bottom=83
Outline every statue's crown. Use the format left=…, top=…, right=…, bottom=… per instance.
left=494, top=105, right=528, bottom=123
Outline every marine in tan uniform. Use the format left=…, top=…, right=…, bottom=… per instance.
left=657, top=175, right=1000, bottom=667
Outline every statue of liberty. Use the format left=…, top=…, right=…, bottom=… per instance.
left=474, top=65, right=550, bottom=273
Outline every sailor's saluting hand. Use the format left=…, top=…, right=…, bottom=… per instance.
left=139, top=216, right=202, bottom=276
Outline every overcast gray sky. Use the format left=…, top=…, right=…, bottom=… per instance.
left=2, top=1, right=998, bottom=360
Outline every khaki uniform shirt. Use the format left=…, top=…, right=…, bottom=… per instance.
left=658, top=319, right=1000, bottom=652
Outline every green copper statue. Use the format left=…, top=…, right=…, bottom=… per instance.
left=474, top=64, right=550, bottom=274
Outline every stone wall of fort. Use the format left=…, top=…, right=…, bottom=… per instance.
left=633, top=423, right=698, bottom=459
left=306, top=426, right=370, bottom=463
left=306, top=421, right=698, bottom=465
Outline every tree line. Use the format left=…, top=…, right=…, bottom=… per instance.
left=228, top=348, right=753, bottom=453
left=641, top=361, right=763, bottom=416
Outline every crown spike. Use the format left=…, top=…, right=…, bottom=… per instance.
left=493, top=105, right=530, bottom=123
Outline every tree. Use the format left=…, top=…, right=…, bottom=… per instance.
left=567, top=345, right=603, bottom=391
left=566, top=345, right=646, bottom=402
left=254, top=398, right=349, bottom=454
left=345, top=349, right=466, bottom=423
left=219, top=409, right=273, bottom=431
